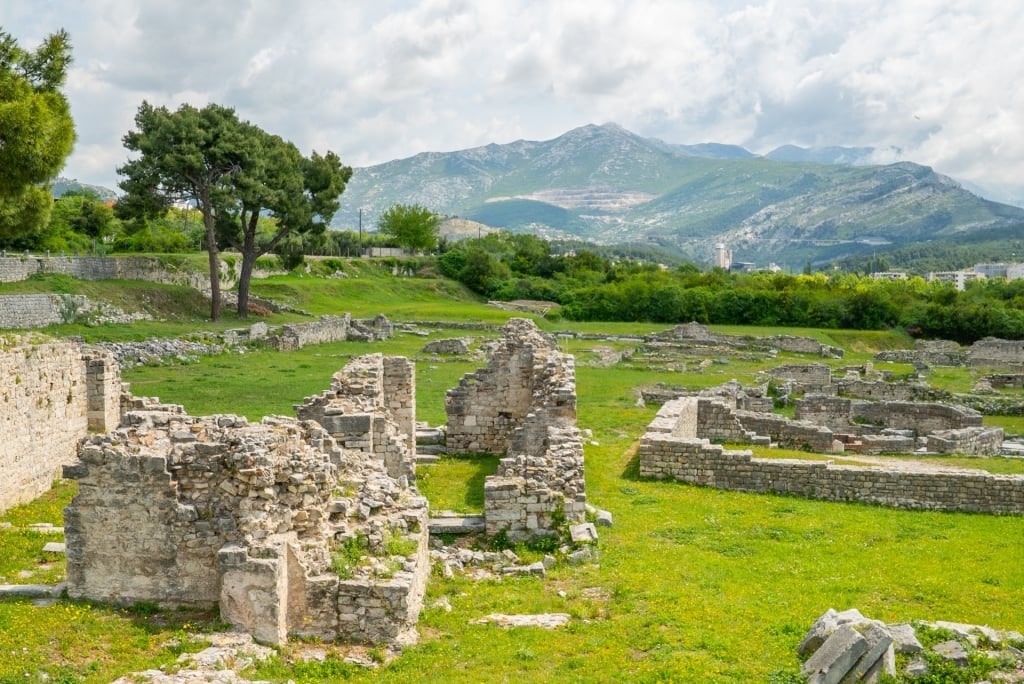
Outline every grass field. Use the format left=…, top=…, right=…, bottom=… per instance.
left=1, top=262, right=1023, bottom=682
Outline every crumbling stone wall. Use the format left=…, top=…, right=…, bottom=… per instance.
left=64, top=355, right=428, bottom=647
left=874, top=340, right=966, bottom=367
left=675, top=393, right=1000, bottom=456
left=0, top=255, right=219, bottom=291
left=639, top=399, right=1024, bottom=514
left=446, top=318, right=586, bottom=540
left=645, top=322, right=843, bottom=358
left=446, top=318, right=566, bottom=454
left=986, top=373, right=1024, bottom=389
left=969, top=337, right=1024, bottom=369
left=849, top=400, right=982, bottom=433
left=926, top=427, right=1005, bottom=456
left=760, top=363, right=833, bottom=394
left=268, top=314, right=393, bottom=351
left=296, top=354, right=416, bottom=483
left=0, top=337, right=120, bottom=512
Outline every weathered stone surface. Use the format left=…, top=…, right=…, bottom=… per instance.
left=888, top=623, right=923, bottom=654
left=798, top=608, right=839, bottom=657
left=422, top=338, right=470, bottom=355
left=447, top=319, right=587, bottom=542
left=844, top=621, right=894, bottom=683
left=0, top=338, right=120, bottom=513
left=569, top=522, right=598, bottom=543
left=932, top=639, right=969, bottom=666
left=470, top=613, right=571, bottom=629
left=110, top=632, right=275, bottom=683
left=65, top=355, right=428, bottom=647
left=638, top=397, right=1024, bottom=514
left=801, top=624, right=869, bottom=684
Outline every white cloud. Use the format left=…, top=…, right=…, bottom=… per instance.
left=2, top=0, right=1021, bottom=202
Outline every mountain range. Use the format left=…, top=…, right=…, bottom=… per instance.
left=333, top=123, right=1024, bottom=269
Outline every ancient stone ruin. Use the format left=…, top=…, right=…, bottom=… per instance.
left=648, top=364, right=1004, bottom=456
left=63, top=354, right=428, bottom=646
left=798, top=608, right=1024, bottom=682
left=644, top=321, right=844, bottom=359
left=446, top=318, right=586, bottom=541
left=639, top=397, right=1024, bottom=513
left=875, top=336, right=1024, bottom=370
left=0, top=336, right=121, bottom=512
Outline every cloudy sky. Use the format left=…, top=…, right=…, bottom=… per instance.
left=4, top=1, right=1023, bottom=203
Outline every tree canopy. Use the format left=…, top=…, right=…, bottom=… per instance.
left=118, top=101, right=351, bottom=319
left=377, top=203, right=440, bottom=253
left=0, top=28, right=76, bottom=239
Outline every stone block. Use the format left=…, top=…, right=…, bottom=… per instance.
left=801, top=624, right=868, bottom=684
left=569, top=522, right=598, bottom=543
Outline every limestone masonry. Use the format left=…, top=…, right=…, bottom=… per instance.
left=446, top=318, right=586, bottom=541
left=63, top=354, right=428, bottom=646
left=0, top=337, right=120, bottom=512
left=639, top=397, right=1024, bottom=514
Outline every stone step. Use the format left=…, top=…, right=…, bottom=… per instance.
left=428, top=515, right=485, bottom=535
left=415, top=429, right=446, bottom=446
left=416, top=444, right=447, bottom=455
left=416, top=453, right=441, bottom=465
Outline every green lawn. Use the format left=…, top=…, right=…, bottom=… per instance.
left=1, top=271, right=1022, bottom=683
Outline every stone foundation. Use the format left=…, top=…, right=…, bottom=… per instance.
left=268, top=314, right=393, bottom=351
left=639, top=399, right=1024, bottom=514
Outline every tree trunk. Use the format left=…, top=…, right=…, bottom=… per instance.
left=201, top=206, right=221, bottom=321
left=236, top=247, right=254, bottom=319
left=235, top=213, right=261, bottom=318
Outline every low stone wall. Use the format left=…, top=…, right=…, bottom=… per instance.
left=645, top=322, right=843, bottom=358
left=969, top=337, right=1024, bottom=369
left=64, top=360, right=428, bottom=647
left=0, top=294, right=152, bottom=329
left=639, top=399, right=1024, bottom=514
left=737, top=410, right=836, bottom=452
left=926, top=427, right=1005, bottom=456
left=835, top=378, right=936, bottom=402
left=760, top=363, right=832, bottom=393
left=986, top=373, right=1024, bottom=389
left=268, top=314, right=393, bottom=351
left=850, top=400, right=982, bottom=432
left=0, top=337, right=120, bottom=512
left=0, top=255, right=218, bottom=289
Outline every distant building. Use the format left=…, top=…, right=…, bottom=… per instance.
left=871, top=271, right=909, bottom=281
left=974, top=263, right=1009, bottom=278
left=973, top=263, right=1024, bottom=280
left=928, top=270, right=985, bottom=291
left=713, top=243, right=732, bottom=270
